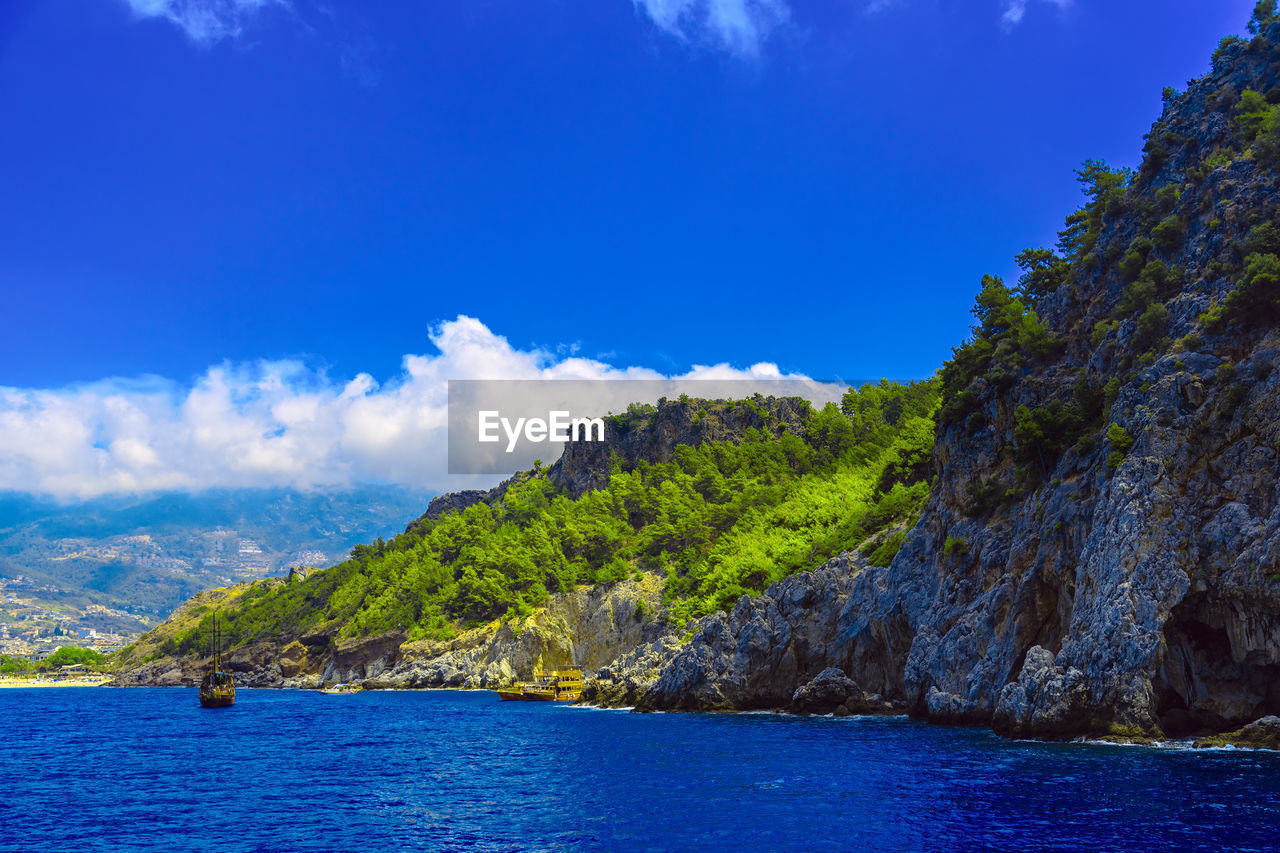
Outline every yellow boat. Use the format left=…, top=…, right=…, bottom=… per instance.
left=497, top=666, right=583, bottom=702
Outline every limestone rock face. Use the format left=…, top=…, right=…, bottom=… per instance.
left=637, top=555, right=875, bottom=711
left=109, top=658, right=202, bottom=687
left=578, top=633, right=687, bottom=707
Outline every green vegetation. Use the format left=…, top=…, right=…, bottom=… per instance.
left=1013, top=398, right=1089, bottom=481
left=0, top=648, right=109, bottom=676
left=940, top=275, right=1064, bottom=426
left=1134, top=301, right=1170, bottom=351
left=864, top=530, right=909, bottom=568
left=1058, top=160, right=1132, bottom=263
left=1202, top=252, right=1280, bottom=330
left=41, top=646, right=108, bottom=671
left=1012, top=248, right=1068, bottom=303
left=1105, top=423, right=1135, bottom=473
left=0, top=655, right=35, bottom=676
left=150, top=383, right=941, bottom=650
left=1251, top=0, right=1279, bottom=33
left=1150, top=216, right=1183, bottom=253
left=1119, top=237, right=1153, bottom=281
left=1234, top=88, right=1280, bottom=166
left=940, top=160, right=1138, bottom=437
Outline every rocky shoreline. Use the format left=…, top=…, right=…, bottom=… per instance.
left=109, top=535, right=1280, bottom=750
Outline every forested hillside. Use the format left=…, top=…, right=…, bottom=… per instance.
left=118, top=382, right=938, bottom=667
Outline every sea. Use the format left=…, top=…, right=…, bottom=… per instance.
left=1, top=688, right=1278, bottom=852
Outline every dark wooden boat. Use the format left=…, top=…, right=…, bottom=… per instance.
left=198, top=614, right=235, bottom=708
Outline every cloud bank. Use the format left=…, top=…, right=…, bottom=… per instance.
left=120, top=0, right=287, bottom=45
left=0, top=316, right=832, bottom=500
left=631, top=0, right=790, bottom=57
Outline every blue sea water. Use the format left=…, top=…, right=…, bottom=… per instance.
left=1, top=688, right=1278, bottom=852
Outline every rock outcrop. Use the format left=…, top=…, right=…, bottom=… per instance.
left=1194, top=715, right=1280, bottom=749
left=790, top=668, right=896, bottom=716
left=621, top=553, right=904, bottom=717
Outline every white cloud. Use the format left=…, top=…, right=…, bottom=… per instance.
left=0, top=316, right=836, bottom=500
left=120, top=0, right=287, bottom=45
left=1001, top=0, right=1071, bottom=30
left=632, top=0, right=790, bottom=57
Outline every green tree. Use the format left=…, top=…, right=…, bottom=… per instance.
left=1058, top=160, right=1131, bottom=260
left=1134, top=302, right=1169, bottom=351
left=1013, top=401, right=1086, bottom=479
left=1203, top=253, right=1280, bottom=330
left=1236, top=90, right=1273, bottom=142
left=1151, top=217, right=1183, bottom=254
left=42, top=647, right=107, bottom=671
left=0, top=655, right=35, bottom=676
left=1250, top=0, right=1277, bottom=34
left=1014, top=248, right=1068, bottom=302
left=1106, top=423, right=1136, bottom=472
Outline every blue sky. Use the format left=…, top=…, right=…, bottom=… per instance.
left=0, top=0, right=1259, bottom=497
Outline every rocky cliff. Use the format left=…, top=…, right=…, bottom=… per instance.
left=604, top=18, right=1280, bottom=741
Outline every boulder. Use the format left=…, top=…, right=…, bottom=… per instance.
left=1195, top=716, right=1280, bottom=750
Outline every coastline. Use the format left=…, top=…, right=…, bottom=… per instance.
left=0, top=677, right=111, bottom=688
left=46, top=679, right=1280, bottom=752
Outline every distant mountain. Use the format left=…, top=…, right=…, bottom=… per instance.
left=0, top=486, right=432, bottom=638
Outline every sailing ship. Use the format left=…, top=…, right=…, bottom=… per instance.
left=497, top=664, right=583, bottom=702
left=198, top=613, right=236, bottom=708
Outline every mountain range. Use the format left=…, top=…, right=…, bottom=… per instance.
left=0, top=486, right=430, bottom=636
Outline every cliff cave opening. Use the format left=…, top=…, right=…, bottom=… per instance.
left=1157, top=600, right=1280, bottom=736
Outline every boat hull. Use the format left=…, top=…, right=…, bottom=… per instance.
left=199, top=690, right=235, bottom=708
left=200, top=669, right=236, bottom=708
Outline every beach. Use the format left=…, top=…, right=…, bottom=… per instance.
left=0, top=676, right=110, bottom=688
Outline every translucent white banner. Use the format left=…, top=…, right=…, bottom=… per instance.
left=447, top=379, right=851, bottom=474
